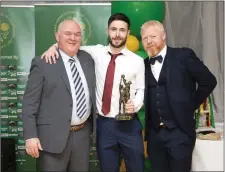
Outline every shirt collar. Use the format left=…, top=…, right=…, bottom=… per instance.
left=106, top=45, right=128, bottom=56
left=59, top=49, right=78, bottom=63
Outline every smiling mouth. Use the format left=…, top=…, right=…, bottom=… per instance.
left=113, top=38, right=122, bottom=41
left=147, top=45, right=155, bottom=48
left=68, top=43, right=76, bottom=45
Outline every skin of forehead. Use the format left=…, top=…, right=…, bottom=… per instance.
left=57, top=20, right=81, bottom=33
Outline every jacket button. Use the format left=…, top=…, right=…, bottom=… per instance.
left=69, top=119, right=71, bottom=122
left=70, top=104, right=72, bottom=107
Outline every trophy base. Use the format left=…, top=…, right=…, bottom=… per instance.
left=115, top=114, right=134, bottom=120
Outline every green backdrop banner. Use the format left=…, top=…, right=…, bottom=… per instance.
left=1, top=4, right=110, bottom=172
left=0, top=6, right=36, bottom=172
left=35, top=5, right=110, bottom=55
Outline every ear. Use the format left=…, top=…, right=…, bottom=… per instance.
left=128, top=29, right=130, bottom=35
left=106, top=27, right=109, bottom=36
left=55, top=32, right=59, bottom=42
left=162, top=31, right=166, bottom=41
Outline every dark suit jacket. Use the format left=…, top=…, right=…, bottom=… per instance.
left=22, top=50, right=96, bottom=153
left=144, top=46, right=217, bottom=140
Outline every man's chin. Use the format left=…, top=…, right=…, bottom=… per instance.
left=146, top=51, right=152, bottom=58
left=66, top=49, right=79, bottom=56
left=111, top=42, right=125, bottom=48
left=112, top=45, right=122, bottom=48
left=147, top=49, right=159, bottom=57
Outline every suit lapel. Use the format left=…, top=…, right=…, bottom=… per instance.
left=145, top=57, right=158, bottom=83
left=144, top=58, right=150, bottom=84
left=165, top=46, right=173, bottom=84
left=144, top=58, right=149, bottom=104
left=55, top=50, right=72, bottom=98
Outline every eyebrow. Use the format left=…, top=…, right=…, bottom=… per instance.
left=110, top=27, right=126, bottom=30
left=64, top=31, right=81, bottom=34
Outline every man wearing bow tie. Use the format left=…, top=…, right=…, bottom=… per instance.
left=141, top=20, right=217, bottom=172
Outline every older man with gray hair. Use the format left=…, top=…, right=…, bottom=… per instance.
left=22, top=20, right=96, bottom=171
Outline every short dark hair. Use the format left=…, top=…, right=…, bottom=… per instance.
left=108, top=13, right=130, bottom=29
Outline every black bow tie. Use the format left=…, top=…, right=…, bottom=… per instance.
left=149, top=55, right=163, bottom=65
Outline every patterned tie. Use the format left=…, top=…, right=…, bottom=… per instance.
left=101, top=52, right=122, bottom=115
left=69, top=57, right=87, bottom=119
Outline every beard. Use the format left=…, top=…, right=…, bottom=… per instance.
left=108, top=36, right=127, bottom=48
left=146, top=45, right=163, bottom=57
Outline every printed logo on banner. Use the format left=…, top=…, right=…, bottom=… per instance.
left=0, top=13, right=15, bottom=49
left=8, top=83, right=17, bottom=100
left=7, top=65, right=17, bottom=81
left=1, top=119, right=9, bottom=137
left=0, top=83, right=8, bottom=101
left=54, top=11, right=91, bottom=45
left=1, top=101, right=9, bottom=118
left=8, top=102, right=18, bottom=119
left=17, top=102, right=22, bottom=114
left=17, top=120, right=23, bottom=137
left=0, top=65, right=8, bottom=81
left=17, top=84, right=26, bottom=95
left=17, top=66, right=29, bottom=76
left=8, top=120, right=18, bottom=137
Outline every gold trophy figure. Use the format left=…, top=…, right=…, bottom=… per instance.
left=116, top=74, right=134, bottom=120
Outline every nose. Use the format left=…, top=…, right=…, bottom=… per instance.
left=147, top=37, right=152, bottom=44
left=70, top=34, right=76, bottom=40
left=116, top=30, right=120, bottom=37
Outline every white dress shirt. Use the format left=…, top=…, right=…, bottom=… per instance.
left=81, top=45, right=145, bottom=118
left=150, top=45, right=167, bottom=81
left=60, top=49, right=91, bottom=125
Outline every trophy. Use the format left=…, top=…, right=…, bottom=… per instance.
left=115, top=74, right=134, bottom=120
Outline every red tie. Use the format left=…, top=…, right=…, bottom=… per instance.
left=102, top=52, right=122, bottom=115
